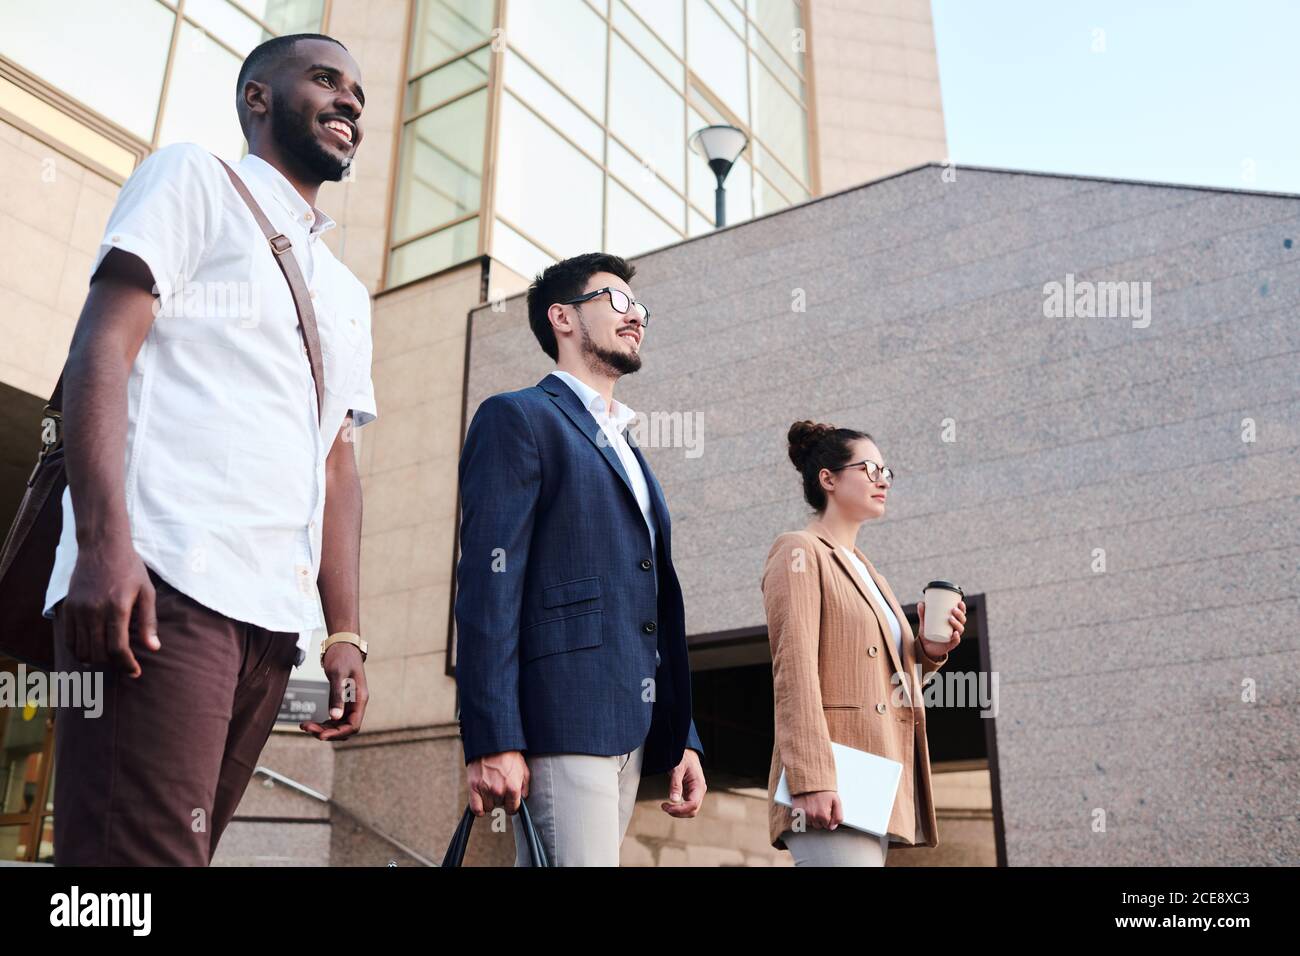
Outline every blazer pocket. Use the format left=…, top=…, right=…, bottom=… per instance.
left=542, top=575, right=601, bottom=608
left=521, top=609, right=603, bottom=662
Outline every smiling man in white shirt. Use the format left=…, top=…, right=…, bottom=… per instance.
left=44, top=33, right=376, bottom=866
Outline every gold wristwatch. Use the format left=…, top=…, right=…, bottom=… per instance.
left=321, top=631, right=368, bottom=664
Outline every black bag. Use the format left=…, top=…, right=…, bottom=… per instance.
left=441, top=799, right=549, bottom=867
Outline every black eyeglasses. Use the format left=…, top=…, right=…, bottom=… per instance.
left=829, top=459, right=894, bottom=484
left=562, top=287, right=650, bottom=326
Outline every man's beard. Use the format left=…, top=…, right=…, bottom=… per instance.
left=271, top=102, right=351, bottom=182
left=578, top=312, right=641, bottom=376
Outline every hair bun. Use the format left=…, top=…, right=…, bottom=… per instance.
left=787, top=420, right=834, bottom=471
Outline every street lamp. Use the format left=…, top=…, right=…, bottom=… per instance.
left=689, top=124, right=749, bottom=228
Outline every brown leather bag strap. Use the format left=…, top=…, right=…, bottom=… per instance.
left=215, top=156, right=325, bottom=423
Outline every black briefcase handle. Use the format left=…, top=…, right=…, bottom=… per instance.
left=441, top=798, right=549, bottom=867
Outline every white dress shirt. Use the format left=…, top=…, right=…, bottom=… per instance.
left=43, top=144, right=378, bottom=655
left=840, top=547, right=902, bottom=663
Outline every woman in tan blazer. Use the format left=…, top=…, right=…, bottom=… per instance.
left=762, top=420, right=967, bottom=866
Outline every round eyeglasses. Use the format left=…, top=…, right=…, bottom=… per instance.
left=562, top=287, right=650, bottom=326
left=829, top=459, right=894, bottom=484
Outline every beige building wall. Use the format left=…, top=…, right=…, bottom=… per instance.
left=807, top=0, right=948, bottom=193
left=327, top=253, right=538, bottom=867
left=0, top=117, right=113, bottom=400
left=0, top=115, right=117, bottom=533
left=316, top=0, right=408, bottom=296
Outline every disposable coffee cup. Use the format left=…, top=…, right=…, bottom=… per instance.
left=922, top=580, right=964, bottom=643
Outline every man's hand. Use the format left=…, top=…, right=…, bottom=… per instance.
left=63, top=539, right=160, bottom=677
left=467, top=750, right=529, bottom=816
left=918, top=598, right=966, bottom=660
left=791, top=790, right=843, bottom=830
left=661, top=747, right=706, bottom=817
left=300, top=642, right=367, bottom=740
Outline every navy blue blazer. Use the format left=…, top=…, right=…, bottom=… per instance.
left=454, top=372, right=703, bottom=775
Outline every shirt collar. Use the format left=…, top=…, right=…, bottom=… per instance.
left=551, top=370, right=637, bottom=431
left=237, top=153, right=336, bottom=237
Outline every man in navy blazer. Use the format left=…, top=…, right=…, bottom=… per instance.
left=455, top=252, right=706, bottom=865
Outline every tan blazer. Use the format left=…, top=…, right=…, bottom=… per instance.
left=761, top=518, right=949, bottom=850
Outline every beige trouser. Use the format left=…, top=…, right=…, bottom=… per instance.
left=780, top=757, right=924, bottom=866
left=512, top=743, right=645, bottom=866
left=781, top=826, right=890, bottom=866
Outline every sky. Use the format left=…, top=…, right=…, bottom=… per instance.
left=930, top=0, right=1298, bottom=193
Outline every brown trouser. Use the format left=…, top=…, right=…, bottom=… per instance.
left=52, top=568, right=299, bottom=866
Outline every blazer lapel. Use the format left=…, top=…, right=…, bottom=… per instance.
left=854, top=546, right=921, bottom=693
left=626, top=428, right=670, bottom=549
left=807, top=519, right=910, bottom=694
left=539, top=373, right=637, bottom=504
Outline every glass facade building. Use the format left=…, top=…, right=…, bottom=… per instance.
left=387, top=0, right=814, bottom=286
left=0, top=0, right=326, bottom=177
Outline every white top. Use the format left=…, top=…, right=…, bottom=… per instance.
left=43, top=144, right=378, bottom=654
left=840, top=547, right=902, bottom=662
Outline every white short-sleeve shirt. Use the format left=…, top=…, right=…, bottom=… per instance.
left=43, top=144, right=378, bottom=653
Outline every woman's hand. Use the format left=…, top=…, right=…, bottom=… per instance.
left=918, top=598, right=967, bottom=659
left=791, top=790, right=844, bottom=831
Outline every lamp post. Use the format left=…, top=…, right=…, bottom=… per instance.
left=689, top=124, right=749, bottom=228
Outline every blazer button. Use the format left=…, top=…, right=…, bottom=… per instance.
left=875, top=702, right=887, bottom=715
left=642, top=621, right=657, bottom=634
left=640, top=558, right=653, bottom=570
left=868, top=645, right=879, bottom=657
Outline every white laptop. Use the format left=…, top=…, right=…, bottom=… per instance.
left=774, top=742, right=903, bottom=837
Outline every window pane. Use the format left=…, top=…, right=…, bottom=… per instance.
left=747, top=0, right=803, bottom=75
left=409, top=0, right=495, bottom=76
left=624, top=0, right=682, bottom=53
left=388, top=217, right=479, bottom=286
left=393, top=89, right=487, bottom=243
left=1, top=701, right=47, bottom=816
left=491, top=218, right=555, bottom=281
left=753, top=138, right=806, bottom=203
left=750, top=53, right=808, bottom=184
left=186, top=0, right=271, bottom=54
left=508, top=0, right=606, bottom=120
left=232, top=0, right=326, bottom=33
left=754, top=165, right=794, bottom=215
left=609, top=35, right=684, bottom=189
left=502, top=50, right=603, bottom=159
left=0, top=0, right=174, bottom=141
left=686, top=0, right=747, bottom=124
left=158, top=22, right=247, bottom=158
left=495, top=93, right=603, bottom=259
left=612, top=2, right=683, bottom=93
left=606, top=179, right=681, bottom=260
left=749, top=20, right=803, bottom=98
left=688, top=206, right=712, bottom=236
left=714, top=0, right=746, bottom=35
left=406, top=47, right=490, bottom=117
left=608, top=138, right=684, bottom=232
